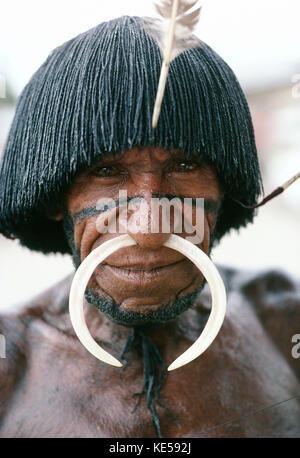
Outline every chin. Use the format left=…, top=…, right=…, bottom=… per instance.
left=85, top=283, right=205, bottom=326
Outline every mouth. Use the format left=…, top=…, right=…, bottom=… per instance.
left=92, top=248, right=201, bottom=312
left=102, top=259, right=187, bottom=283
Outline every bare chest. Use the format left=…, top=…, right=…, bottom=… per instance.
left=1, top=327, right=299, bottom=438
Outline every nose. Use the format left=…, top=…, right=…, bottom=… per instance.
left=123, top=190, right=171, bottom=250
left=130, top=169, right=163, bottom=194
left=128, top=231, right=171, bottom=250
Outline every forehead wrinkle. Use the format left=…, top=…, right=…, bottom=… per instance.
left=98, top=147, right=186, bottom=166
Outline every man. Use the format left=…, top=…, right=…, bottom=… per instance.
left=0, top=16, right=299, bottom=438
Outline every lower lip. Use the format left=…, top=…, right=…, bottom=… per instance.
left=102, top=260, right=186, bottom=283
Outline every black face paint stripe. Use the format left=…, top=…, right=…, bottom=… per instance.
left=72, top=196, right=221, bottom=224
left=73, top=207, right=102, bottom=224
left=72, top=195, right=145, bottom=223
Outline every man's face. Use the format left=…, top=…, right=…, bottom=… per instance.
left=63, top=147, right=222, bottom=324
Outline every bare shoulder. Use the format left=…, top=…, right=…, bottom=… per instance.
left=230, top=266, right=300, bottom=379
left=0, top=275, right=73, bottom=416
left=0, top=305, right=28, bottom=420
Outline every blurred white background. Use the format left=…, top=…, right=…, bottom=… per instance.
left=0, top=0, right=300, bottom=311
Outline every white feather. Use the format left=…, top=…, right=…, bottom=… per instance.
left=144, top=0, right=202, bottom=127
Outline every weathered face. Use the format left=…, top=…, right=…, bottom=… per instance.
left=62, top=146, right=222, bottom=324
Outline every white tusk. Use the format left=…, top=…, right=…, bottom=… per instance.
left=69, top=233, right=226, bottom=370
left=165, top=235, right=226, bottom=371
left=69, top=234, right=137, bottom=367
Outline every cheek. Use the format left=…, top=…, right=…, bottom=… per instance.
left=74, top=208, right=129, bottom=264
left=73, top=217, right=102, bottom=262
left=183, top=206, right=212, bottom=255
left=201, top=216, right=211, bottom=255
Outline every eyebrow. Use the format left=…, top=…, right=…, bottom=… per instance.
left=72, top=195, right=220, bottom=224
left=86, top=151, right=206, bottom=169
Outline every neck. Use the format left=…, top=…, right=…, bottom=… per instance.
left=83, top=292, right=210, bottom=365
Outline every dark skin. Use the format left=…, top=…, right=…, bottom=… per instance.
left=66, top=147, right=217, bottom=314
left=0, top=147, right=299, bottom=438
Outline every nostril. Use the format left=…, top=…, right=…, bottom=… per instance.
left=128, top=232, right=171, bottom=250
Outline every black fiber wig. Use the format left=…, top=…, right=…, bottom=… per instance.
left=0, top=16, right=263, bottom=253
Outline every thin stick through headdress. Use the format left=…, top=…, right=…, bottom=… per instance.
left=146, top=0, right=202, bottom=128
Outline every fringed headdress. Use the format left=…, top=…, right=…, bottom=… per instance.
left=0, top=15, right=262, bottom=252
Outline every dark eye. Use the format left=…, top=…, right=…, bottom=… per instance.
left=91, top=165, right=123, bottom=178
left=169, top=161, right=199, bottom=173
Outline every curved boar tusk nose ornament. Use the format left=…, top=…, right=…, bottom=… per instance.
left=69, top=234, right=227, bottom=371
